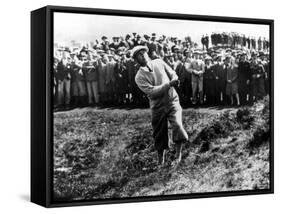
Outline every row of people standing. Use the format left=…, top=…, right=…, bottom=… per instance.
left=206, top=33, right=269, bottom=50
left=54, top=36, right=270, bottom=110
left=53, top=49, right=150, bottom=109
left=165, top=50, right=269, bottom=107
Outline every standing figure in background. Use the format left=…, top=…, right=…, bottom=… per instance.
left=260, top=52, right=270, bottom=95
left=205, top=34, right=209, bottom=50
left=250, top=52, right=266, bottom=101
left=213, top=54, right=226, bottom=105
left=258, top=37, right=262, bottom=50
left=56, top=51, right=72, bottom=109
left=238, top=52, right=251, bottom=105
left=97, top=54, right=108, bottom=105
left=190, top=51, right=205, bottom=105
left=105, top=54, right=117, bottom=104
left=115, top=54, right=129, bottom=105
left=203, top=56, right=216, bottom=105
left=225, top=55, right=240, bottom=106
left=84, top=54, right=99, bottom=106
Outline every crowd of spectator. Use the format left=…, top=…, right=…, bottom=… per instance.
left=53, top=32, right=270, bottom=110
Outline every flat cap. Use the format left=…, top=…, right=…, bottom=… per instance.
left=131, top=45, right=149, bottom=59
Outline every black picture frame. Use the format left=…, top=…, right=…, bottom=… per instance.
left=31, top=5, right=274, bottom=208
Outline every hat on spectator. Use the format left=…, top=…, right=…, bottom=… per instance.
left=144, top=34, right=150, bottom=40
left=101, top=36, right=107, bottom=40
left=80, top=48, right=88, bottom=54
left=131, top=45, right=149, bottom=59
left=157, top=36, right=164, bottom=42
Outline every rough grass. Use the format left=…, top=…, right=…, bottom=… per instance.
left=53, top=97, right=271, bottom=201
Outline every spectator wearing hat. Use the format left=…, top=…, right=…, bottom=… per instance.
left=222, top=33, right=228, bottom=47
left=212, top=54, right=225, bottom=105
left=203, top=56, right=216, bottom=105
left=201, top=34, right=209, bottom=50
left=105, top=54, right=117, bottom=104
left=258, top=37, right=262, bottom=50
left=251, top=37, right=256, bottom=50
left=181, top=50, right=193, bottom=105
left=259, top=52, right=270, bottom=94
left=132, top=45, right=189, bottom=166
left=201, top=35, right=206, bottom=50
left=147, top=33, right=160, bottom=60
left=53, top=57, right=60, bottom=107
left=125, top=52, right=142, bottom=105
left=211, top=33, right=216, bottom=46
left=164, top=54, right=176, bottom=70
left=124, top=34, right=134, bottom=49
left=101, top=36, right=110, bottom=52
left=246, top=36, right=251, bottom=49
left=109, top=37, right=120, bottom=51
left=72, top=51, right=88, bottom=107
left=157, top=37, right=165, bottom=58
left=118, top=37, right=127, bottom=49
left=250, top=52, right=266, bottom=101
left=173, top=54, right=186, bottom=105
left=238, top=52, right=251, bottom=105
left=132, top=34, right=143, bottom=47
left=225, top=55, right=240, bottom=106
left=84, top=54, right=100, bottom=105
left=56, top=51, right=72, bottom=108
left=114, top=54, right=129, bottom=104
left=97, top=54, right=108, bottom=104
left=69, top=53, right=81, bottom=107
left=262, top=38, right=266, bottom=51
left=190, top=51, right=205, bottom=105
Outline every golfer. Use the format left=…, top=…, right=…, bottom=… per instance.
left=132, top=46, right=189, bottom=166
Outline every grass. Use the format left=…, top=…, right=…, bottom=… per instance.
left=53, top=97, right=271, bottom=201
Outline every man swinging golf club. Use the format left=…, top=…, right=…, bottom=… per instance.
left=132, top=45, right=189, bottom=166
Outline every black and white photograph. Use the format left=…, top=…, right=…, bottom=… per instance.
left=52, top=10, right=272, bottom=203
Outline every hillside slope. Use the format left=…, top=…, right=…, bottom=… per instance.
left=53, top=97, right=270, bottom=201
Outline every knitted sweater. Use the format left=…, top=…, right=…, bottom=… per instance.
left=135, top=59, right=179, bottom=110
